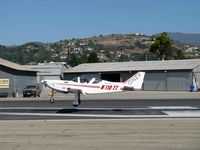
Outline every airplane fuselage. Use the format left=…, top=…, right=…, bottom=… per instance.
left=44, top=80, right=125, bottom=94
left=41, top=72, right=145, bottom=106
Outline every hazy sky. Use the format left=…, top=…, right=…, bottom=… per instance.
left=1, top=0, right=200, bottom=45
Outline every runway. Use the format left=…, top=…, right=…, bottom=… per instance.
left=0, top=96, right=200, bottom=150
left=0, top=98, right=200, bottom=120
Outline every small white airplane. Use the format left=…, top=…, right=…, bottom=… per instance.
left=41, top=72, right=145, bottom=107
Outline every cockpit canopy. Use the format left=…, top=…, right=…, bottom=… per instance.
left=72, top=77, right=102, bottom=84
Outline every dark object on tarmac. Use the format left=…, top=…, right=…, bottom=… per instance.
left=0, top=92, right=8, bottom=97
left=23, top=85, right=41, bottom=97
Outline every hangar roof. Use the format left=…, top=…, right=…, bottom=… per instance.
left=24, top=64, right=69, bottom=75
left=0, top=58, right=36, bottom=72
left=65, top=59, right=200, bottom=73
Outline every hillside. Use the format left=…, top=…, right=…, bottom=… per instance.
left=0, top=33, right=200, bottom=66
left=167, top=32, right=200, bottom=46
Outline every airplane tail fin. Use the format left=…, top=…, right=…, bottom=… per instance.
left=124, top=72, right=145, bottom=90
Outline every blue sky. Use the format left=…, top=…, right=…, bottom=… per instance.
left=1, top=0, right=200, bottom=45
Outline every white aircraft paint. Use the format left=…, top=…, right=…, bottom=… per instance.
left=41, top=72, right=145, bottom=106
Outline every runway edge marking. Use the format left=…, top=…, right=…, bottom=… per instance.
left=149, top=106, right=199, bottom=109
left=0, top=112, right=200, bottom=118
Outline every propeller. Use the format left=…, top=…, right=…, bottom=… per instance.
left=44, top=81, right=47, bottom=88
left=41, top=80, right=48, bottom=88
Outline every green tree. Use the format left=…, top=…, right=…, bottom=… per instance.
left=69, top=55, right=87, bottom=67
left=150, top=32, right=172, bottom=60
left=88, top=40, right=95, bottom=48
left=87, top=52, right=99, bottom=63
left=175, top=49, right=186, bottom=59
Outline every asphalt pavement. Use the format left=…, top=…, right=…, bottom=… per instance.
left=0, top=91, right=200, bottom=150
left=0, top=91, right=200, bottom=120
left=1, top=91, right=200, bottom=101
left=0, top=119, right=200, bottom=150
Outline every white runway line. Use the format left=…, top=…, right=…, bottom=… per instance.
left=162, top=110, right=200, bottom=117
left=0, top=107, right=63, bottom=110
left=0, top=106, right=199, bottom=110
left=151, top=106, right=200, bottom=117
left=149, top=106, right=199, bottom=109
left=0, top=112, right=166, bottom=118
left=0, top=107, right=150, bottom=110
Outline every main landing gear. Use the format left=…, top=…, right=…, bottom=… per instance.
left=72, top=91, right=81, bottom=107
left=49, top=89, right=55, bottom=104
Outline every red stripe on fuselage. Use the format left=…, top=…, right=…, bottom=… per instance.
left=57, top=83, right=100, bottom=89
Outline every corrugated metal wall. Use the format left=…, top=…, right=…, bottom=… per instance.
left=194, top=65, right=200, bottom=89
left=143, top=72, right=166, bottom=91
left=14, top=75, right=37, bottom=96
left=0, top=68, right=14, bottom=96
left=143, top=71, right=192, bottom=91
left=194, top=73, right=200, bottom=89
left=166, top=72, right=191, bottom=91
left=0, top=65, right=37, bottom=96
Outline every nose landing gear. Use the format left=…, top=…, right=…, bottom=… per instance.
left=48, top=90, right=81, bottom=107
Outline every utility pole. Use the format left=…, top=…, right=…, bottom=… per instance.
left=120, top=49, right=123, bottom=62
left=145, top=52, right=148, bottom=61
left=67, top=48, right=70, bottom=64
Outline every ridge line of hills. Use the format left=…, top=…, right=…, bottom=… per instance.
left=0, top=32, right=200, bottom=65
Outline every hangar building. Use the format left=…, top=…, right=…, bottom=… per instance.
left=64, top=59, right=200, bottom=91
left=25, top=62, right=70, bottom=90
left=0, top=58, right=37, bottom=97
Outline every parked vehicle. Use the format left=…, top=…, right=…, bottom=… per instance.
left=23, top=85, right=41, bottom=97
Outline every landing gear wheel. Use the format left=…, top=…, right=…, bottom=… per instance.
left=50, top=98, right=54, bottom=104
left=49, top=89, right=55, bottom=104
left=72, top=91, right=81, bottom=107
